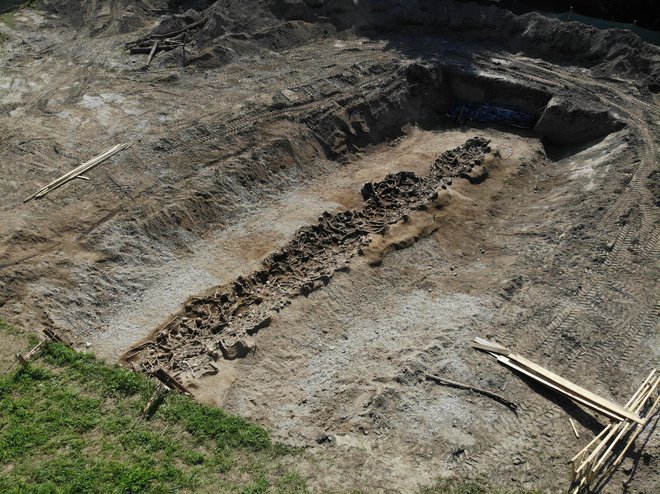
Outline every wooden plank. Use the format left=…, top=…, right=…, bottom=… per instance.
left=507, top=354, right=641, bottom=423
left=146, top=40, right=159, bottom=66
left=43, top=328, right=67, bottom=345
left=570, top=369, right=656, bottom=466
left=15, top=338, right=47, bottom=366
left=152, top=368, right=192, bottom=396
left=498, top=356, right=629, bottom=422
left=24, top=143, right=132, bottom=202
left=472, top=337, right=510, bottom=355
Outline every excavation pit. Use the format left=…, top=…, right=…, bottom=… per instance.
left=0, top=2, right=657, bottom=493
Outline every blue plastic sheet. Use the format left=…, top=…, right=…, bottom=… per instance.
left=449, top=101, right=535, bottom=129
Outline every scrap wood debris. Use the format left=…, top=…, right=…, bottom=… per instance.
left=123, top=137, right=494, bottom=380
left=15, top=328, right=70, bottom=366
left=473, top=337, right=659, bottom=493
left=23, top=142, right=132, bottom=203
left=569, top=369, right=659, bottom=493
left=472, top=337, right=641, bottom=423
left=125, top=18, right=205, bottom=65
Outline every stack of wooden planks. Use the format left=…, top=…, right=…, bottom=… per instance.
left=569, top=369, right=659, bottom=493
left=473, top=337, right=659, bottom=493
left=473, top=337, right=642, bottom=423
left=24, top=143, right=132, bottom=203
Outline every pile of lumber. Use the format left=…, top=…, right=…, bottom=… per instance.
left=473, top=337, right=642, bottom=423
left=569, top=369, right=659, bottom=493
left=126, top=19, right=205, bottom=66
left=24, top=143, right=132, bottom=203
left=473, top=337, right=659, bottom=493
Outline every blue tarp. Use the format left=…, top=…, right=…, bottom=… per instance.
left=449, top=101, right=535, bottom=129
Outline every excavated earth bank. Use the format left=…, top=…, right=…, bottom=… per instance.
left=1, top=1, right=659, bottom=492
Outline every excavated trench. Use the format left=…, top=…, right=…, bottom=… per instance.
left=3, top=4, right=657, bottom=491
left=122, top=62, right=626, bottom=386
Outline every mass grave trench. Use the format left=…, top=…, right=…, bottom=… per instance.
left=122, top=61, right=625, bottom=384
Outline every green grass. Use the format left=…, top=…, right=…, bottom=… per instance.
left=0, top=341, right=308, bottom=494
left=0, top=320, right=545, bottom=493
left=420, top=479, right=544, bottom=494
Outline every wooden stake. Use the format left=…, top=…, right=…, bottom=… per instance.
left=181, top=36, right=186, bottom=67
left=152, top=368, right=192, bottom=396
left=569, top=418, right=579, bottom=439
left=572, top=374, right=659, bottom=491
left=570, top=369, right=656, bottom=466
left=575, top=375, right=657, bottom=477
left=147, top=40, right=159, bottom=66
left=589, top=376, right=659, bottom=478
left=604, top=392, right=660, bottom=476
left=139, top=383, right=169, bottom=421
left=43, top=327, right=68, bottom=345
left=16, top=338, right=47, bottom=366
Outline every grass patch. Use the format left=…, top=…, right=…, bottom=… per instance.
left=421, top=479, right=544, bottom=494
left=0, top=341, right=308, bottom=494
left=0, top=321, right=545, bottom=493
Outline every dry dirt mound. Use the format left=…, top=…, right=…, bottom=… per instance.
left=274, top=0, right=660, bottom=91
left=38, top=0, right=660, bottom=90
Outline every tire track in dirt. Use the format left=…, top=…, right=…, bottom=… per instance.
left=449, top=54, right=657, bottom=486
left=494, top=57, right=658, bottom=338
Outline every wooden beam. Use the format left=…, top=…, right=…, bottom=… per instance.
left=24, top=142, right=132, bottom=203
left=507, top=354, right=641, bottom=423
left=147, top=40, right=159, bottom=66
left=498, top=356, right=631, bottom=423
left=152, top=368, right=192, bottom=396
left=472, top=337, right=510, bottom=355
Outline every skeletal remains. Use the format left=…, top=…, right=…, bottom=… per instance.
left=124, top=137, right=493, bottom=381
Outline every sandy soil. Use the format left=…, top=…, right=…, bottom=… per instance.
left=0, top=1, right=658, bottom=492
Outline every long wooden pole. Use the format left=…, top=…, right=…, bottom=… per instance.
left=24, top=142, right=132, bottom=203
left=570, top=370, right=656, bottom=470
left=575, top=375, right=656, bottom=477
